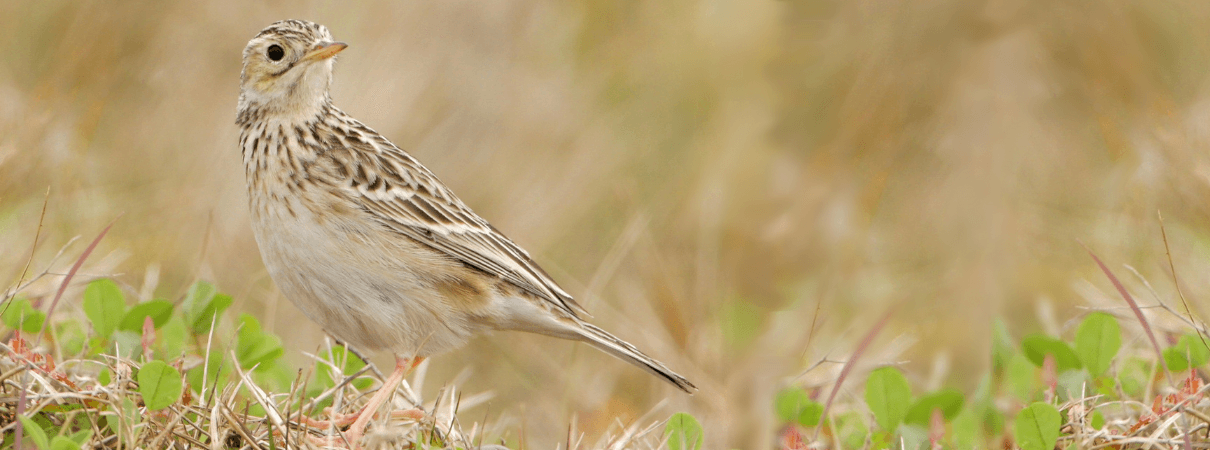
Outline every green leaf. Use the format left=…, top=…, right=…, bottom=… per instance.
left=68, top=429, right=92, bottom=445
left=904, top=389, right=964, bottom=426
left=1163, top=334, right=1210, bottom=371
left=85, top=337, right=105, bottom=357
left=775, top=387, right=823, bottom=427
left=864, top=366, right=911, bottom=431
left=121, top=397, right=139, bottom=423
left=137, top=360, right=183, bottom=411
left=1055, top=369, right=1090, bottom=402
left=100, top=412, right=122, bottom=440
left=835, top=412, right=868, bottom=449
left=664, top=412, right=703, bottom=450
left=1014, top=402, right=1061, bottom=450
left=1187, top=335, right=1210, bottom=367
left=869, top=433, right=892, bottom=450
left=1164, top=347, right=1190, bottom=371
left=118, top=300, right=174, bottom=333
left=112, top=331, right=142, bottom=359
left=1092, top=375, right=1115, bottom=397
left=98, top=368, right=112, bottom=386
left=2, top=297, right=46, bottom=333
left=1074, top=313, right=1120, bottom=376
left=2, top=297, right=32, bottom=329
left=185, top=279, right=216, bottom=307
left=186, top=350, right=231, bottom=394
left=1090, top=410, right=1105, bottom=430
left=55, top=321, right=87, bottom=356
left=952, top=377, right=993, bottom=447
left=1119, top=358, right=1149, bottom=397
left=236, top=314, right=284, bottom=370
left=1006, top=352, right=1037, bottom=402
left=798, top=402, right=823, bottom=427
left=983, top=404, right=1006, bottom=437
left=254, top=359, right=295, bottom=392
left=1021, top=334, right=1082, bottom=371
left=315, top=346, right=371, bottom=391
left=159, top=315, right=189, bottom=359
left=951, top=407, right=980, bottom=449
left=17, top=415, right=50, bottom=450
left=18, top=310, right=45, bottom=333
left=83, top=279, right=126, bottom=339
left=51, top=436, right=82, bottom=450
left=182, top=281, right=233, bottom=334
left=305, top=388, right=334, bottom=416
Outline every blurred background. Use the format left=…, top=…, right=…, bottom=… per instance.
left=5, top=0, right=1210, bottom=447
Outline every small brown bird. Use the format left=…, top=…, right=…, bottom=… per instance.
left=237, top=20, right=695, bottom=446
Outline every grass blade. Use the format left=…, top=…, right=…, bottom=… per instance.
left=36, top=217, right=118, bottom=343
left=815, top=306, right=894, bottom=438
left=1158, top=211, right=1210, bottom=357
left=2, top=186, right=49, bottom=318
left=1081, top=242, right=1167, bottom=373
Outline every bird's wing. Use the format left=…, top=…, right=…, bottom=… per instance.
left=337, top=136, right=586, bottom=318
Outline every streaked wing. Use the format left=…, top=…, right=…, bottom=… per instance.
left=339, top=138, right=586, bottom=318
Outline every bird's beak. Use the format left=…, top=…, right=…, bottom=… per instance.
left=302, top=42, right=348, bottom=62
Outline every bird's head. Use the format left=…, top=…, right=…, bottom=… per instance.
left=238, top=20, right=346, bottom=121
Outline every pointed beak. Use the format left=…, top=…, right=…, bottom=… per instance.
left=302, top=41, right=348, bottom=62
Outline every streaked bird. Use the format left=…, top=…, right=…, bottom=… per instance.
left=237, top=19, right=695, bottom=446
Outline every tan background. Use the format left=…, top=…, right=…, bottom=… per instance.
left=5, top=0, right=1210, bottom=447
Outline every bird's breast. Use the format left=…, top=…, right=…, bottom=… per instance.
left=239, top=120, right=494, bottom=356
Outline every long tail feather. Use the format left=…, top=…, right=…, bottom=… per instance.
left=576, top=323, right=697, bottom=393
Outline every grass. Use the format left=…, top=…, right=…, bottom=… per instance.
left=1, top=219, right=685, bottom=449
left=8, top=0, right=1210, bottom=448
left=769, top=239, right=1210, bottom=449
left=0, top=335, right=677, bottom=449
left=1, top=264, right=682, bottom=449
left=775, top=318, right=1210, bottom=448
left=5, top=228, right=1210, bottom=448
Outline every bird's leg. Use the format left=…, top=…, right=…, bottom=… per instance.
left=342, top=355, right=425, bottom=447
left=296, top=355, right=424, bottom=430
left=295, top=409, right=359, bottom=430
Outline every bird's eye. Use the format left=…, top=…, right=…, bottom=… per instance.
left=267, top=45, right=285, bottom=61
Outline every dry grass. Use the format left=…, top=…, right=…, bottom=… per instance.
left=7, top=0, right=1210, bottom=447
left=0, top=336, right=677, bottom=449
left=5, top=262, right=1210, bottom=449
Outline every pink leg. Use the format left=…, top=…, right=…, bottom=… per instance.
left=295, top=408, right=360, bottom=430
left=341, top=355, right=425, bottom=448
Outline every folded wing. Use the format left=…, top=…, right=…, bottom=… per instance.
left=339, top=138, right=587, bottom=319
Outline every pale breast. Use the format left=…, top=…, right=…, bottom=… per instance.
left=243, top=132, right=489, bottom=356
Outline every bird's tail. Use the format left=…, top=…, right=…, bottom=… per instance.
left=575, top=323, right=697, bottom=393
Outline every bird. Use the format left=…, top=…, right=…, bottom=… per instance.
left=237, top=19, right=696, bottom=446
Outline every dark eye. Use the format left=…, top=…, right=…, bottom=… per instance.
left=267, top=45, right=285, bottom=61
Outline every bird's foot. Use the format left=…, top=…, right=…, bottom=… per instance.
left=342, top=408, right=425, bottom=449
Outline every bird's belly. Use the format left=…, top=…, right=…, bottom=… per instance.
left=250, top=201, right=479, bottom=357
